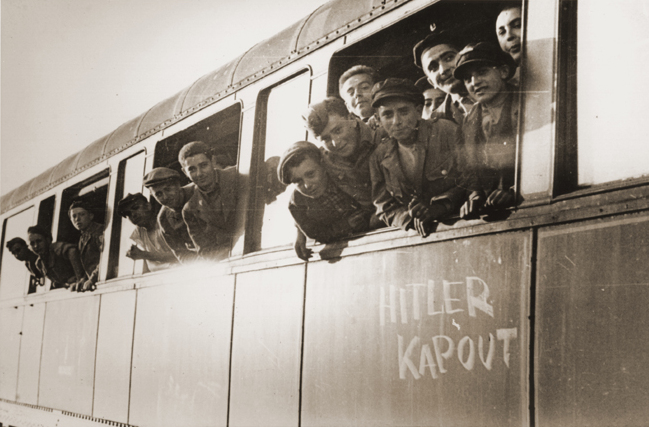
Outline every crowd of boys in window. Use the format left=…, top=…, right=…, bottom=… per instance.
left=6, top=5, right=523, bottom=288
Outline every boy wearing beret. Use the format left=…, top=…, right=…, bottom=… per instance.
left=453, top=42, right=519, bottom=217
left=6, top=237, right=44, bottom=293
left=369, top=78, right=468, bottom=237
left=278, top=141, right=373, bottom=260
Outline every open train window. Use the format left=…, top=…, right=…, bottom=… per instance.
left=245, top=71, right=311, bottom=252
left=557, top=0, right=649, bottom=191
left=0, top=207, right=36, bottom=300
left=153, top=103, right=241, bottom=179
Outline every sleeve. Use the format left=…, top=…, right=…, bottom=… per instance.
left=158, top=212, right=199, bottom=264
left=182, top=206, right=230, bottom=259
left=86, top=234, right=104, bottom=283
left=369, top=150, right=413, bottom=230
left=288, top=194, right=356, bottom=244
left=130, top=227, right=144, bottom=247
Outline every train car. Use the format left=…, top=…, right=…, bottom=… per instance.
left=1, top=0, right=648, bottom=426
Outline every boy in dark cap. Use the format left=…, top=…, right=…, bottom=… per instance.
left=178, top=141, right=239, bottom=260
left=6, top=237, right=43, bottom=293
left=369, top=78, right=469, bottom=237
left=68, top=199, right=103, bottom=291
left=453, top=42, right=519, bottom=216
left=415, top=77, right=447, bottom=120
left=27, top=225, right=85, bottom=290
left=117, top=193, right=177, bottom=271
left=413, top=28, right=474, bottom=124
left=278, top=141, right=373, bottom=260
left=143, top=167, right=199, bottom=264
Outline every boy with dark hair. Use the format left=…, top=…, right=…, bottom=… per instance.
left=27, top=225, right=85, bottom=290
left=369, top=78, right=468, bottom=237
left=496, top=5, right=522, bottom=85
left=453, top=42, right=519, bottom=216
left=415, top=77, right=447, bottom=120
left=178, top=141, right=239, bottom=260
left=6, top=237, right=43, bottom=293
left=278, top=141, right=373, bottom=260
left=143, top=167, right=199, bottom=264
left=338, top=65, right=380, bottom=127
left=117, top=193, right=177, bottom=271
left=68, top=199, right=103, bottom=291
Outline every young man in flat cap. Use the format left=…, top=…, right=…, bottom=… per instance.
left=27, top=225, right=85, bottom=290
left=496, top=5, right=522, bottom=86
left=453, top=42, right=519, bottom=216
left=68, top=199, right=104, bottom=291
left=415, top=77, right=447, bottom=120
left=6, top=237, right=43, bottom=293
left=369, top=78, right=469, bottom=237
left=413, top=29, right=474, bottom=125
left=178, top=141, right=239, bottom=260
left=117, top=193, right=177, bottom=272
left=143, top=167, right=199, bottom=264
left=278, top=141, right=374, bottom=260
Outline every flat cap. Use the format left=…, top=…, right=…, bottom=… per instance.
left=413, top=29, right=461, bottom=68
left=143, top=167, right=181, bottom=187
left=453, top=42, right=517, bottom=81
left=277, top=141, right=322, bottom=185
left=302, top=97, right=348, bottom=138
left=117, top=193, right=147, bottom=217
left=371, top=78, right=424, bottom=108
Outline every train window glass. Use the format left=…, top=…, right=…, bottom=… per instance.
left=575, top=1, right=649, bottom=185
left=107, top=152, right=146, bottom=279
left=247, top=72, right=311, bottom=251
left=0, top=207, right=36, bottom=300
left=153, top=103, right=241, bottom=177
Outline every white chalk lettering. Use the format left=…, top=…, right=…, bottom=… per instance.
left=457, top=336, right=475, bottom=371
left=398, top=335, right=420, bottom=379
left=497, top=328, right=517, bottom=368
left=427, top=280, right=444, bottom=316
left=466, top=277, right=494, bottom=318
left=419, top=344, right=439, bottom=379
left=432, top=335, right=455, bottom=374
left=443, top=280, right=465, bottom=314
left=478, top=333, right=496, bottom=370
left=379, top=285, right=397, bottom=326
left=400, top=288, right=408, bottom=324
left=407, top=283, right=426, bottom=320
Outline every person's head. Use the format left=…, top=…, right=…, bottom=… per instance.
left=371, top=78, right=423, bottom=144
left=143, top=168, right=184, bottom=211
left=27, top=225, right=52, bottom=257
left=414, top=30, right=464, bottom=95
left=496, top=5, right=522, bottom=65
left=338, top=65, right=378, bottom=120
left=178, top=141, right=218, bottom=192
left=415, top=77, right=446, bottom=119
left=454, top=42, right=517, bottom=106
left=6, top=237, right=31, bottom=261
left=278, top=141, right=328, bottom=199
left=68, top=200, right=95, bottom=232
left=117, top=193, right=154, bottom=228
left=302, top=97, right=360, bottom=159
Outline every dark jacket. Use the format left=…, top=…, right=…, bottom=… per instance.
left=182, top=166, right=238, bottom=260
left=36, top=241, right=79, bottom=289
left=432, top=93, right=474, bottom=125
left=79, top=221, right=103, bottom=283
left=158, top=184, right=200, bottom=264
left=369, top=118, right=468, bottom=230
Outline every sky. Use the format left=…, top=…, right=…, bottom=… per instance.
left=1, top=0, right=330, bottom=196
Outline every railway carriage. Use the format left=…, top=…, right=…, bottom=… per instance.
left=1, top=0, right=648, bottom=426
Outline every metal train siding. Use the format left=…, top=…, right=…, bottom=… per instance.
left=2, top=0, right=649, bottom=426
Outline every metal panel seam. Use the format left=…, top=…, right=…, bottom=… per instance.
left=13, top=304, right=27, bottom=402
left=292, top=4, right=326, bottom=53
left=91, top=295, right=102, bottom=418
left=126, top=289, right=138, bottom=425
left=297, top=262, right=308, bottom=427
left=225, top=275, right=238, bottom=426
left=36, top=302, right=48, bottom=406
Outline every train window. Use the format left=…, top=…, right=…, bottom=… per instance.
left=571, top=0, right=649, bottom=186
left=0, top=207, right=36, bottom=300
left=107, top=151, right=146, bottom=279
left=153, top=103, right=241, bottom=176
left=246, top=71, right=311, bottom=252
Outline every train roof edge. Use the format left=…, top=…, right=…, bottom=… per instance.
left=1, top=0, right=397, bottom=215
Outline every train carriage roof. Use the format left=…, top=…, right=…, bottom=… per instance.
left=1, top=0, right=393, bottom=215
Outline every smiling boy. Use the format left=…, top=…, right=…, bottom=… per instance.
left=68, top=200, right=103, bottom=291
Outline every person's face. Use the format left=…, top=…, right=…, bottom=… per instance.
left=126, top=200, right=153, bottom=228
left=318, top=114, right=360, bottom=159
left=8, top=242, right=30, bottom=261
left=340, top=73, right=374, bottom=120
left=289, top=157, right=328, bottom=199
left=496, top=7, right=522, bottom=65
left=150, top=181, right=184, bottom=210
left=377, top=98, right=421, bottom=144
left=462, top=65, right=509, bottom=105
left=69, top=207, right=94, bottom=232
left=28, top=233, right=50, bottom=257
left=422, top=87, right=446, bottom=119
left=420, top=44, right=464, bottom=95
left=181, top=153, right=217, bottom=192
